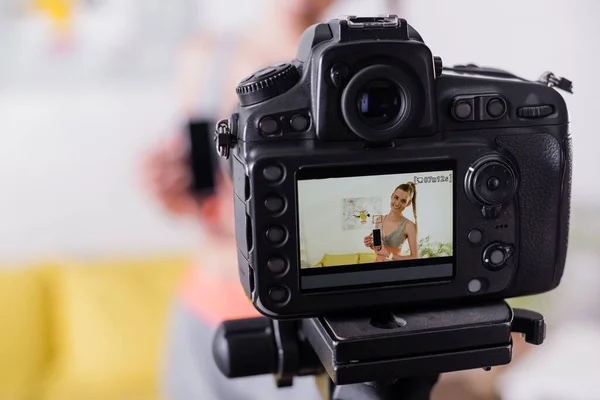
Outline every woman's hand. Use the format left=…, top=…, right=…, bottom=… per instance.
left=363, top=232, right=374, bottom=248
left=375, top=246, right=391, bottom=258
left=140, top=132, right=199, bottom=216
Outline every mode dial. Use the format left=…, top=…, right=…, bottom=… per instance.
left=236, top=63, right=300, bottom=107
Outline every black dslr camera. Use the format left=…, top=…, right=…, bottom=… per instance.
left=214, top=15, right=572, bottom=321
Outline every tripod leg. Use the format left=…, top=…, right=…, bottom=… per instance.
left=330, top=375, right=439, bottom=400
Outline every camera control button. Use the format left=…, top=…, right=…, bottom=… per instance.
left=518, top=104, right=554, bottom=118
left=263, top=165, right=283, bottom=182
left=490, top=249, right=505, bottom=265
left=483, top=243, right=513, bottom=270
left=267, top=257, right=288, bottom=275
left=452, top=100, right=474, bottom=120
left=467, top=229, right=484, bottom=245
left=264, top=195, right=285, bottom=213
left=468, top=279, right=483, bottom=293
left=471, top=160, right=516, bottom=205
left=290, top=114, right=310, bottom=132
left=268, top=285, right=290, bottom=304
left=486, top=98, right=507, bottom=119
left=259, top=117, right=280, bottom=135
left=266, top=226, right=287, bottom=245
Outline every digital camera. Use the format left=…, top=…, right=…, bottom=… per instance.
left=215, top=16, right=572, bottom=319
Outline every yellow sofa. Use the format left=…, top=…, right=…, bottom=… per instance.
left=312, top=252, right=377, bottom=267
left=0, top=254, right=549, bottom=400
left=0, top=256, right=187, bottom=400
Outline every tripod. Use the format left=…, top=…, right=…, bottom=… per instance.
left=212, top=301, right=545, bottom=400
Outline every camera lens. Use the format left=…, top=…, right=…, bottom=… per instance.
left=356, top=79, right=402, bottom=127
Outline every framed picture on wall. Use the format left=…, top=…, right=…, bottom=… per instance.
left=342, top=197, right=383, bottom=230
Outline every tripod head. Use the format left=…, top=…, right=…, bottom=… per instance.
left=213, top=301, right=545, bottom=399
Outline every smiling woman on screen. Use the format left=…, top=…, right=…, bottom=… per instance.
left=363, top=181, right=418, bottom=262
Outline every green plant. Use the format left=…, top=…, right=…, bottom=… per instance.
left=417, top=235, right=453, bottom=258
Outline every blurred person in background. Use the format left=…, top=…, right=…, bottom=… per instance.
left=143, top=1, right=337, bottom=399
left=142, top=0, right=533, bottom=399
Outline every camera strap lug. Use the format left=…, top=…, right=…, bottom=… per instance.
left=214, top=117, right=237, bottom=159
left=538, top=71, right=574, bottom=94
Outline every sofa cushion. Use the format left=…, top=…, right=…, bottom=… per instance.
left=42, top=256, right=186, bottom=400
left=358, top=253, right=377, bottom=264
left=319, top=253, right=360, bottom=267
left=0, top=265, right=49, bottom=400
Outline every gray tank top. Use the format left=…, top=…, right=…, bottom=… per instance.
left=381, top=216, right=409, bottom=249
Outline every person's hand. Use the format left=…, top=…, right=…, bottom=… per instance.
left=140, top=132, right=199, bottom=216
left=364, top=233, right=374, bottom=248
left=375, top=246, right=391, bottom=258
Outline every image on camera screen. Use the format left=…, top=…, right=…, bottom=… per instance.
left=297, top=162, right=455, bottom=291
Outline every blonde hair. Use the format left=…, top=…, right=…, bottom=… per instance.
left=395, top=181, right=417, bottom=229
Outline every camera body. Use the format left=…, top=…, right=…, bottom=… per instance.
left=223, top=16, right=572, bottom=319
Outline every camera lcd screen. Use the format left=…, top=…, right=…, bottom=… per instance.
left=297, top=161, right=455, bottom=291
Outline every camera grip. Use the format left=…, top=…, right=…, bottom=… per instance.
left=556, top=135, right=572, bottom=283
left=496, top=132, right=568, bottom=295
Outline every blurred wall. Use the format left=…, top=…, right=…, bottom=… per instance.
left=0, top=0, right=597, bottom=264
left=405, top=0, right=599, bottom=203
left=0, top=0, right=200, bottom=263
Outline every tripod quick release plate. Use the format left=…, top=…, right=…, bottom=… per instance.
left=301, top=301, right=541, bottom=385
